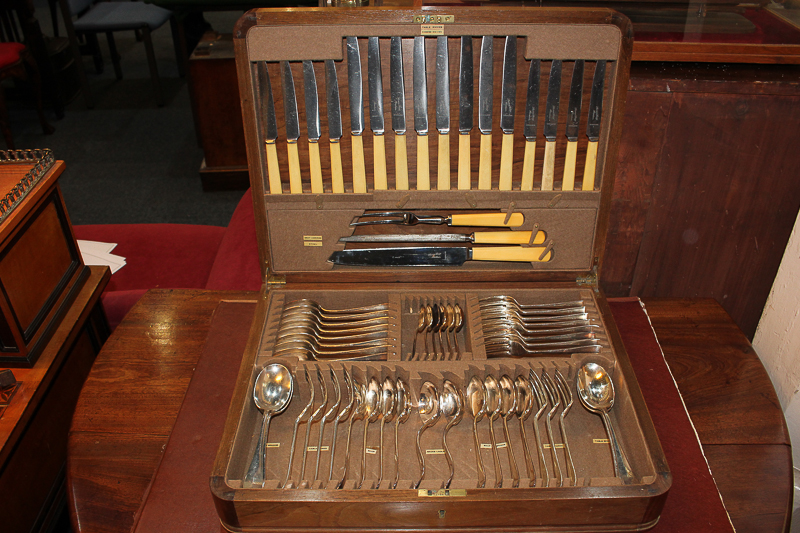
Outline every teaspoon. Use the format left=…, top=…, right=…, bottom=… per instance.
left=576, top=362, right=634, bottom=484
left=483, top=375, right=504, bottom=488
left=466, top=376, right=487, bottom=488
left=252, top=363, right=293, bottom=487
left=414, top=381, right=441, bottom=489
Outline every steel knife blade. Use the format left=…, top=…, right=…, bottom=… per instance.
left=338, top=230, right=546, bottom=244
left=413, top=36, right=430, bottom=190
left=347, top=36, right=367, bottom=193
left=499, top=36, right=517, bottom=191
left=303, top=61, right=323, bottom=194
left=520, top=59, right=540, bottom=191
left=390, top=36, right=408, bottom=190
left=562, top=59, right=584, bottom=191
left=329, top=245, right=552, bottom=266
left=583, top=60, right=606, bottom=191
left=542, top=59, right=562, bottom=191
left=368, top=37, right=387, bottom=190
left=281, top=61, right=303, bottom=194
left=477, top=36, right=493, bottom=190
left=457, top=36, right=473, bottom=190
left=435, top=35, right=450, bottom=190
left=256, top=62, right=282, bottom=194
left=325, top=59, right=345, bottom=193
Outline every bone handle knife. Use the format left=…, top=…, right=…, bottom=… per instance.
left=542, top=60, right=562, bottom=191
left=521, top=59, right=540, bottom=191
left=498, top=36, right=517, bottom=191
left=477, top=36, right=493, bottom=190
left=390, top=36, right=409, bottom=191
left=457, top=36, right=473, bottom=190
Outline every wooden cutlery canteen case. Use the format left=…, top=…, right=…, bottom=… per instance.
left=212, top=7, right=671, bottom=532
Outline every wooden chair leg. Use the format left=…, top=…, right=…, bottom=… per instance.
left=57, top=0, right=93, bottom=108
left=169, top=16, right=186, bottom=78
left=106, top=32, right=123, bottom=80
left=22, top=51, right=55, bottom=136
left=0, top=87, right=14, bottom=150
left=141, top=27, right=164, bottom=107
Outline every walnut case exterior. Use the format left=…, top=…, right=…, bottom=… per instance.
left=212, top=7, right=671, bottom=532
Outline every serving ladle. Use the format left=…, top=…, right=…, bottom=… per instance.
left=337, top=379, right=365, bottom=489
left=414, top=381, right=441, bottom=489
left=328, top=368, right=354, bottom=482
left=440, top=380, right=464, bottom=488
left=253, top=363, right=293, bottom=487
left=498, top=375, right=520, bottom=488
left=483, top=375, right=504, bottom=488
left=283, top=368, right=315, bottom=488
left=466, top=376, right=487, bottom=488
left=377, top=377, right=396, bottom=488
left=576, top=362, right=634, bottom=484
left=359, top=377, right=382, bottom=489
left=392, top=377, right=412, bottom=489
left=514, top=374, right=537, bottom=487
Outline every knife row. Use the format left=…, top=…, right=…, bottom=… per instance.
left=254, top=36, right=609, bottom=195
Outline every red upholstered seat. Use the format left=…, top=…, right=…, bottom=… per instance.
left=0, top=43, right=25, bottom=68
left=73, top=190, right=261, bottom=331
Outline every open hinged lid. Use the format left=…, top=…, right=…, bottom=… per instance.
left=234, top=7, right=632, bottom=286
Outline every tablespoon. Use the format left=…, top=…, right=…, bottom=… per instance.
left=453, top=304, right=463, bottom=359
left=283, top=368, right=315, bottom=488
left=441, top=380, right=464, bottom=488
left=377, top=377, right=396, bottom=488
left=554, top=368, right=576, bottom=485
left=444, top=304, right=455, bottom=359
left=576, top=362, right=634, bottom=484
left=423, top=305, right=434, bottom=360
left=484, top=375, right=504, bottom=488
left=514, top=375, right=537, bottom=487
left=430, top=304, right=441, bottom=360
left=359, top=377, right=382, bottom=489
left=299, top=368, right=327, bottom=485
left=541, top=370, right=563, bottom=486
left=498, top=375, right=520, bottom=488
left=252, top=363, right=293, bottom=487
left=392, top=378, right=412, bottom=489
left=315, top=368, right=340, bottom=481
left=337, top=380, right=365, bottom=489
left=414, top=381, right=441, bottom=488
left=328, top=368, right=353, bottom=482
left=466, top=376, right=487, bottom=488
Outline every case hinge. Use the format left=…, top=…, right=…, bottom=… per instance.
left=576, top=266, right=598, bottom=291
left=266, top=272, right=286, bottom=287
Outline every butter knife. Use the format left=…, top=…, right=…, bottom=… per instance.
left=281, top=61, right=303, bottom=194
left=256, top=62, right=281, bottom=194
left=562, top=60, right=584, bottom=191
left=542, top=60, right=562, bottom=191
left=303, top=60, right=323, bottom=193
left=368, top=37, right=387, bottom=190
left=499, top=36, right=516, bottom=191
left=520, top=59, right=540, bottom=191
left=583, top=60, right=606, bottom=191
left=325, top=59, right=345, bottom=193
left=347, top=36, right=367, bottom=193
left=477, top=36, right=493, bottom=190
left=457, top=36, right=473, bottom=190
left=413, top=36, right=430, bottom=190
left=390, top=36, right=409, bottom=190
left=436, top=35, right=450, bottom=190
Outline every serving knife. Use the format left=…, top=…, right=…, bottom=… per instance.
left=256, top=62, right=282, bottom=194
left=477, top=36, right=493, bottom=190
left=413, top=36, right=430, bottom=190
left=457, top=36, right=473, bottom=190
left=368, top=37, right=387, bottom=190
left=390, top=37, right=408, bottom=190
left=281, top=61, right=303, bottom=194
left=520, top=59, right=540, bottom=191
left=303, top=61, right=324, bottom=194
left=499, top=36, right=517, bottom=191
left=583, top=60, right=606, bottom=191
left=347, top=37, right=367, bottom=193
left=325, top=60, right=345, bottom=193
left=435, top=36, right=450, bottom=190
left=339, top=230, right=545, bottom=245
left=329, top=246, right=552, bottom=266
left=562, top=60, right=584, bottom=191
left=542, top=60, right=562, bottom=191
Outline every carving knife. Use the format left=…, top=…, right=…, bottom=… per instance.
left=280, top=61, right=303, bottom=194
left=325, top=60, right=345, bottom=193
left=329, top=245, right=552, bottom=266
left=435, top=35, right=450, bottom=190
left=542, top=60, right=562, bottom=191
left=303, top=61, right=323, bottom=193
left=562, top=59, right=584, bottom=191
left=351, top=211, right=524, bottom=227
left=413, top=36, right=430, bottom=190
left=520, top=59, right=540, bottom=191
left=499, top=36, right=517, bottom=191
left=477, top=36, right=493, bottom=190
left=390, top=36, right=408, bottom=190
left=583, top=60, right=606, bottom=191
left=256, top=62, right=281, bottom=194
left=339, top=230, right=546, bottom=245
left=367, top=37, right=387, bottom=190
left=457, top=36, right=473, bottom=190
left=347, top=37, right=367, bottom=193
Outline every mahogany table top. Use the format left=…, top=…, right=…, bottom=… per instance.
left=66, top=291, right=791, bottom=533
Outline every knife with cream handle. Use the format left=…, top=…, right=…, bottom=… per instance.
left=499, top=36, right=517, bottom=191
left=280, top=61, right=302, bottom=193
left=583, top=60, right=606, bottom=191
left=367, top=37, right=387, bottom=190
left=436, top=36, right=450, bottom=190
left=302, top=61, right=323, bottom=193
left=325, top=60, right=345, bottom=193
left=413, top=36, right=430, bottom=190
left=477, top=36, right=493, bottom=190
left=520, top=59, right=540, bottom=191
left=562, top=60, right=584, bottom=191
left=542, top=60, right=562, bottom=191
left=256, top=62, right=281, bottom=194
left=390, top=37, right=409, bottom=190
left=457, top=36, right=473, bottom=190
left=346, top=37, right=367, bottom=193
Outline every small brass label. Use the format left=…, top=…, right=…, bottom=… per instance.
left=421, top=24, right=445, bottom=36
left=496, top=442, right=507, bottom=449
left=418, top=489, right=467, bottom=498
left=303, top=235, right=323, bottom=240
left=266, top=443, right=281, bottom=448
left=307, top=446, right=330, bottom=452
left=426, top=449, right=445, bottom=455
left=480, top=443, right=492, bottom=449
left=413, top=14, right=454, bottom=23
left=593, top=438, right=610, bottom=444
left=304, top=242, right=323, bottom=247
left=366, top=448, right=378, bottom=455
left=544, top=443, right=565, bottom=449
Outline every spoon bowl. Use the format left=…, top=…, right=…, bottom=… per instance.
left=441, top=380, right=464, bottom=488
left=466, top=376, right=487, bottom=488
left=414, top=381, right=441, bottom=488
left=253, top=363, right=294, bottom=486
